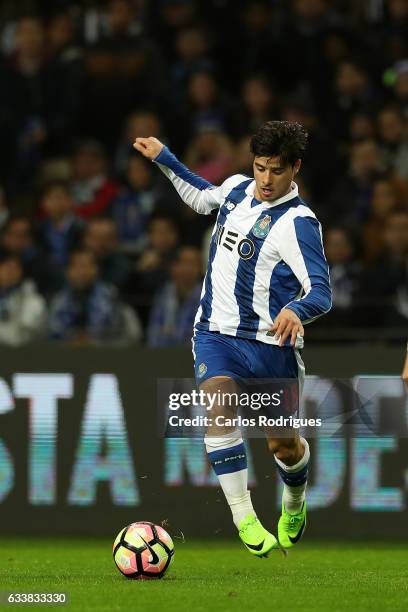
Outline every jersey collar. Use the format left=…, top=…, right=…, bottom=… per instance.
left=247, top=181, right=299, bottom=208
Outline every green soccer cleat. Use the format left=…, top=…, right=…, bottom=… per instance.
left=278, top=500, right=307, bottom=548
left=238, top=514, right=278, bottom=558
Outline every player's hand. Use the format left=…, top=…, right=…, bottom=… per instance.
left=133, top=136, right=164, bottom=160
left=269, top=308, right=304, bottom=347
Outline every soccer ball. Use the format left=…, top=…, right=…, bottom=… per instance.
left=113, top=521, right=174, bottom=579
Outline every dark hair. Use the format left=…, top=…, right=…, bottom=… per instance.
left=250, top=121, right=308, bottom=166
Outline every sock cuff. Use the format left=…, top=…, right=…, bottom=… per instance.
left=274, top=437, right=310, bottom=473
left=204, top=429, right=242, bottom=452
left=207, top=441, right=247, bottom=475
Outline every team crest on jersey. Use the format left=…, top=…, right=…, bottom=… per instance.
left=198, top=362, right=207, bottom=377
left=252, top=215, right=271, bottom=239
left=224, top=201, right=236, bottom=211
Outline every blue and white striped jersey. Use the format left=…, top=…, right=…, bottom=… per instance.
left=154, top=146, right=332, bottom=348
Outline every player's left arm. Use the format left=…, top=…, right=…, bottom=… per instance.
left=271, top=215, right=332, bottom=346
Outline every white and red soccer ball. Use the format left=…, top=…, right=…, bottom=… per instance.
left=113, top=521, right=174, bottom=579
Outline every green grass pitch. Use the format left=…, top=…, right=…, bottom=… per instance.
left=1, top=539, right=407, bottom=611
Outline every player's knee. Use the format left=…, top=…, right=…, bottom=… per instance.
left=267, top=437, right=299, bottom=462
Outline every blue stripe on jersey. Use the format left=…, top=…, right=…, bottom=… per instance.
left=225, top=178, right=252, bottom=203
left=285, top=216, right=332, bottom=321
left=199, top=230, right=218, bottom=327
left=269, top=261, right=302, bottom=320
left=200, top=179, right=250, bottom=325
left=154, top=146, right=213, bottom=190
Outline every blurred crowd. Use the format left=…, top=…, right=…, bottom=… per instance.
left=0, top=0, right=407, bottom=347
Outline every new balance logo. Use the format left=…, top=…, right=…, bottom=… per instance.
left=225, top=201, right=236, bottom=211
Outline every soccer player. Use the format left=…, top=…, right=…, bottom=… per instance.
left=134, top=121, right=331, bottom=557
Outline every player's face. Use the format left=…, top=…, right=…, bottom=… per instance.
left=253, top=156, right=301, bottom=202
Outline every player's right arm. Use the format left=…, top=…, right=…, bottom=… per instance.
left=133, top=137, right=223, bottom=214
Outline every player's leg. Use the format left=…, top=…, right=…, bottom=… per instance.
left=193, top=331, right=254, bottom=527
left=266, top=432, right=309, bottom=548
left=193, top=330, right=278, bottom=556
left=203, top=375, right=254, bottom=527
left=247, top=341, right=307, bottom=547
left=203, top=375, right=277, bottom=556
